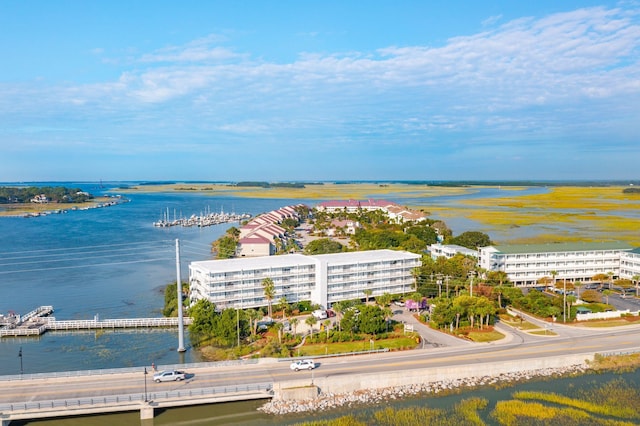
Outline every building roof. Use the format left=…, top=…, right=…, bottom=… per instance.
left=238, top=235, right=272, bottom=244
left=190, top=249, right=420, bottom=272
left=191, top=253, right=315, bottom=272
left=308, top=249, right=421, bottom=264
left=492, top=242, right=633, bottom=255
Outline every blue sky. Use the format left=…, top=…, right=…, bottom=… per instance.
left=1, top=1, right=639, bottom=182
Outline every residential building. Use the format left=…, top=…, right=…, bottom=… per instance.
left=316, top=199, right=397, bottom=213
left=478, top=242, right=633, bottom=286
left=236, top=205, right=303, bottom=257
left=189, top=249, right=421, bottom=310
left=428, top=243, right=478, bottom=259
left=620, top=248, right=640, bottom=280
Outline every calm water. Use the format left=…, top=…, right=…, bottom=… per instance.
left=0, top=183, right=312, bottom=375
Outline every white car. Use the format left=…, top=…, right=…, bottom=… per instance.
left=153, top=370, right=186, bottom=382
left=290, top=359, right=315, bottom=371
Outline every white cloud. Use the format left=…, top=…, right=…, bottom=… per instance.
left=1, top=5, right=639, bottom=163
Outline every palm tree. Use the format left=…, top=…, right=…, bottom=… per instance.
left=550, top=270, right=558, bottom=291
left=290, top=317, right=299, bottom=335
left=566, top=295, right=577, bottom=321
left=332, top=301, right=344, bottom=331
left=607, top=271, right=614, bottom=289
left=363, top=289, right=373, bottom=304
left=633, top=275, right=640, bottom=297
left=247, top=308, right=262, bottom=337
left=323, top=319, right=331, bottom=339
left=261, top=277, right=275, bottom=318
left=602, top=289, right=613, bottom=305
left=278, top=296, right=289, bottom=319
left=305, top=315, right=317, bottom=339
left=411, top=267, right=421, bottom=291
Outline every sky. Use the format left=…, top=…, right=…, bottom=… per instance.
left=1, top=1, right=639, bottom=182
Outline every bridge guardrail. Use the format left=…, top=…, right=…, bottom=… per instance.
left=0, top=382, right=273, bottom=413
left=0, top=358, right=260, bottom=382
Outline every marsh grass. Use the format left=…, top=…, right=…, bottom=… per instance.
left=119, top=183, right=640, bottom=244
left=513, top=390, right=639, bottom=419
left=293, top=398, right=488, bottom=426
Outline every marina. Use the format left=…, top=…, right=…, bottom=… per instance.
left=153, top=207, right=251, bottom=228
left=0, top=306, right=192, bottom=338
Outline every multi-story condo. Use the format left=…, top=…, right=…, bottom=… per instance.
left=478, top=242, right=633, bottom=286
left=189, top=249, right=421, bottom=310
left=428, top=243, right=478, bottom=260
left=620, top=248, right=640, bottom=280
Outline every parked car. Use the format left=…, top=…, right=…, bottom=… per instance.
left=153, top=370, right=186, bottom=382
left=312, top=309, right=328, bottom=320
left=290, top=359, right=315, bottom=371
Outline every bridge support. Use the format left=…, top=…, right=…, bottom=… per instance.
left=140, top=402, right=154, bottom=420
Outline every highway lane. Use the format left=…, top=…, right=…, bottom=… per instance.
left=2, top=326, right=639, bottom=406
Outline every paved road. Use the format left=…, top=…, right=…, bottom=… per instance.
left=2, top=321, right=639, bottom=407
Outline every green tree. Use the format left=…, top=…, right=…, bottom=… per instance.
left=358, top=305, right=386, bottom=335
left=247, top=308, right=263, bottom=337
left=188, top=299, right=217, bottom=345
left=341, top=308, right=359, bottom=337
left=448, top=231, right=492, bottom=249
left=305, top=315, right=317, bottom=339
left=290, top=317, right=299, bottom=335
left=162, top=281, right=189, bottom=317
left=304, top=238, right=345, bottom=254
left=262, top=277, right=275, bottom=318
left=363, top=289, right=373, bottom=304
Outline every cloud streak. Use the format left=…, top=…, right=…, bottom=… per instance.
left=1, top=5, right=638, bottom=180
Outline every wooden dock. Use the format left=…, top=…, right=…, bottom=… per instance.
left=0, top=307, right=191, bottom=337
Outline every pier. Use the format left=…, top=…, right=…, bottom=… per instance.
left=0, top=307, right=192, bottom=338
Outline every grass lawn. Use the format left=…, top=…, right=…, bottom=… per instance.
left=295, top=335, right=419, bottom=357
left=499, top=315, right=544, bottom=330
left=579, top=316, right=640, bottom=327
left=466, top=329, right=505, bottom=343
left=529, top=329, right=558, bottom=336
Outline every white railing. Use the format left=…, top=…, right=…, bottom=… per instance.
left=0, top=317, right=192, bottom=337
left=0, top=382, right=273, bottom=414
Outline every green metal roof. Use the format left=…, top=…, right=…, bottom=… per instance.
left=494, top=242, right=633, bottom=255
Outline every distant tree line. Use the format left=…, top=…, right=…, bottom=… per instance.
left=234, top=181, right=307, bottom=188
left=622, top=187, right=640, bottom=194
left=0, top=186, right=94, bottom=204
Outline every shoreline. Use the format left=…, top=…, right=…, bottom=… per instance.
left=259, top=363, right=590, bottom=415
left=0, top=195, right=128, bottom=218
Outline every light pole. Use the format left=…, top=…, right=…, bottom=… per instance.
left=144, top=367, right=148, bottom=402
left=468, top=271, right=476, bottom=297
left=563, top=278, right=567, bottom=323
left=18, top=346, right=23, bottom=376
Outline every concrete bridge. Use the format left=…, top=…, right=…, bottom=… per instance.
left=0, top=378, right=271, bottom=425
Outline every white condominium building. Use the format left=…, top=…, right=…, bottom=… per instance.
left=189, top=249, right=422, bottom=310
left=620, top=248, right=640, bottom=280
left=478, top=242, right=633, bottom=286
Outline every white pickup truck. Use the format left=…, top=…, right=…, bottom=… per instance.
left=312, top=309, right=328, bottom=320
left=153, top=370, right=186, bottom=383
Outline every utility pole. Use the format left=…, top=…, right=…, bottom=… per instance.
left=176, top=239, right=186, bottom=352
left=18, top=347, right=23, bottom=376
left=563, top=278, right=567, bottom=323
